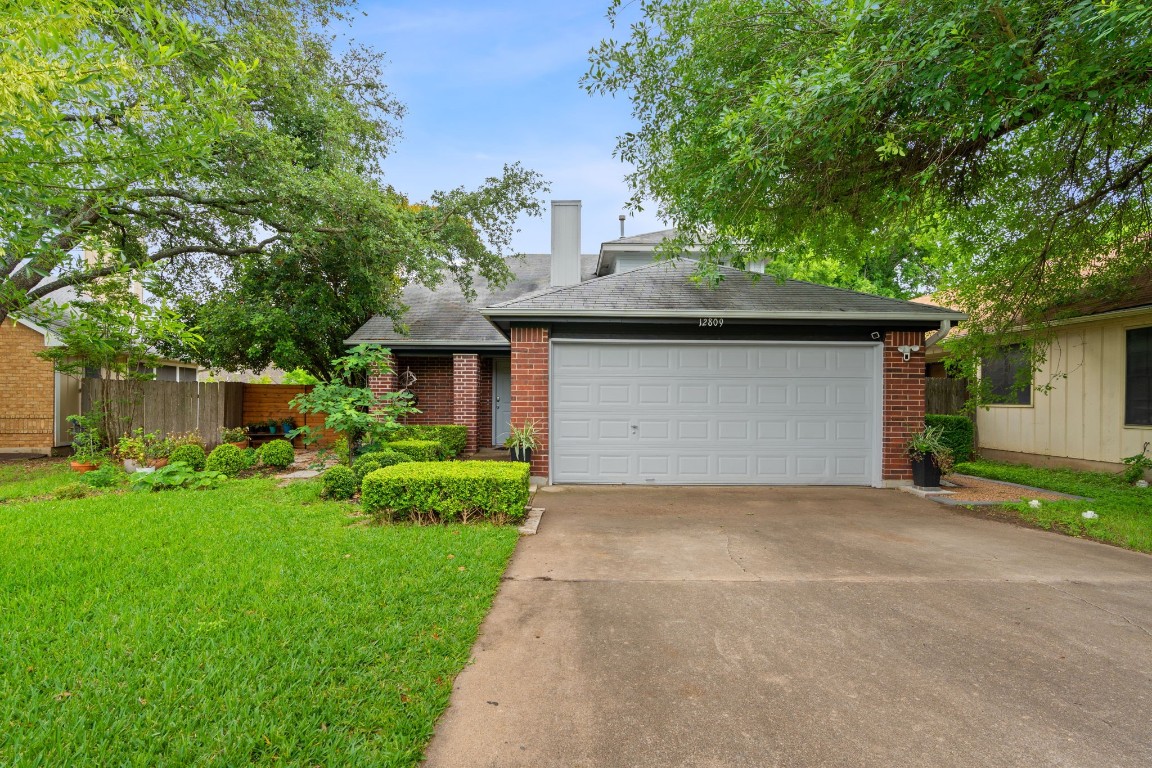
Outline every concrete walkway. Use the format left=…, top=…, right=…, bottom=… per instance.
left=423, top=486, right=1152, bottom=768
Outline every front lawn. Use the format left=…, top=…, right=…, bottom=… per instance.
left=0, top=476, right=519, bottom=767
left=956, top=460, right=1152, bottom=553
left=0, top=458, right=77, bottom=502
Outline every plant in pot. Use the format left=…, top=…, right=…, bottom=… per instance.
left=68, top=414, right=104, bottom=472
left=144, top=434, right=173, bottom=468
left=905, top=425, right=955, bottom=488
left=116, top=429, right=147, bottom=473
left=506, top=420, right=539, bottom=464
left=221, top=426, right=248, bottom=449
left=266, top=418, right=279, bottom=435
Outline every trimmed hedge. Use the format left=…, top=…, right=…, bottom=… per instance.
left=389, top=425, right=468, bottom=457
left=361, top=460, right=530, bottom=524
left=352, top=449, right=411, bottom=482
left=925, top=414, right=975, bottom=463
left=260, top=439, right=295, bottom=469
left=323, top=465, right=358, bottom=500
left=169, top=444, right=206, bottom=472
left=388, top=439, right=446, bottom=462
left=205, top=444, right=246, bottom=477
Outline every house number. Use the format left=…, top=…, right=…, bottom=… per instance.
left=698, top=318, right=724, bottom=327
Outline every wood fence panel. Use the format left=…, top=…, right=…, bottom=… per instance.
left=242, top=384, right=336, bottom=447
left=926, top=378, right=969, bottom=416
left=198, top=383, right=222, bottom=446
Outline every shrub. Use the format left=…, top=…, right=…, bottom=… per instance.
left=361, top=460, right=530, bottom=524
left=206, top=444, right=247, bottom=477
left=389, top=425, right=468, bottom=457
left=240, top=447, right=259, bottom=469
left=388, top=439, right=446, bottom=462
left=353, top=449, right=411, bottom=480
left=925, top=414, right=975, bottom=463
left=130, top=462, right=226, bottom=491
left=260, top=439, right=295, bottom=469
left=80, top=464, right=121, bottom=488
left=169, top=444, right=207, bottom=472
left=54, top=482, right=93, bottom=500
left=323, top=465, right=358, bottom=500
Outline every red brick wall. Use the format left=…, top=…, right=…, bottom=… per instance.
left=478, top=357, right=494, bottom=448
left=452, top=354, right=480, bottom=454
left=882, top=331, right=927, bottom=482
left=0, top=322, right=55, bottom=451
left=511, top=326, right=550, bottom=476
left=394, top=356, right=454, bottom=425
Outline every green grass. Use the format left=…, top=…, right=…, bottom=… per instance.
left=956, top=460, right=1152, bottom=553
left=0, top=459, right=76, bottom=502
left=0, top=477, right=519, bottom=767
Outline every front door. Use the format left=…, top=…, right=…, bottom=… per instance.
left=493, top=357, right=512, bottom=447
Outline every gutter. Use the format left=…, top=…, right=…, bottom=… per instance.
left=480, top=308, right=968, bottom=323
left=924, top=320, right=953, bottom=348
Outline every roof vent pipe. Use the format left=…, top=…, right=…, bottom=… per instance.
left=550, top=200, right=582, bottom=287
left=618, top=214, right=625, bottom=238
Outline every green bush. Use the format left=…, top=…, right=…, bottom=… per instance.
left=924, top=414, right=975, bottom=463
left=240, top=447, right=259, bottom=469
left=352, top=449, right=411, bottom=482
left=169, top=444, right=207, bottom=472
left=206, top=444, right=247, bottom=477
left=389, top=425, right=468, bottom=457
left=388, top=439, right=446, bottom=462
left=81, top=464, right=121, bottom=488
left=260, top=439, right=296, bottom=469
left=361, top=460, right=530, bottom=524
left=323, top=465, right=358, bottom=500
left=130, top=462, right=226, bottom=491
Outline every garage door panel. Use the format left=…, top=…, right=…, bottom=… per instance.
left=552, top=342, right=878, bottom=485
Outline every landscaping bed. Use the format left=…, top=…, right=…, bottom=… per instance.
left=0, top=475, right=519, bottom=767
left=953, top=460, right=1152, bottom=553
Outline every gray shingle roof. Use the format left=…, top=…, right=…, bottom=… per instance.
left=601, top=228, right=680, bottom=245
left=484, top=259, right=966, bottom=322
left=345, top=254, right=598, bottom=346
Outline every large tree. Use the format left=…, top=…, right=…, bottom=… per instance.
left=2, top=0, right=546, bottom=370
left=586, top=0, right=1152, bottom=360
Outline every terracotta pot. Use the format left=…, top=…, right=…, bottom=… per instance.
left=229, top=440, right=248, bottom=449
left=148, top=458, right=169, bottom=469
left=70, top=461, right=98, bottom=473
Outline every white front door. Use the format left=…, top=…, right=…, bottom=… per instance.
left=550, top=341, right=881, bottom=485
left=493, top=357, right=512, bottom=447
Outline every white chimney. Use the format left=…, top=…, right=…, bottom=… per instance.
left=550, top=199, right=581, bottom=287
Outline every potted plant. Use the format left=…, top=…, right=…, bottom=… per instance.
left=117, top=429, right=147, bottom=472
left=506, top=420, right=539, bottom=464
left=145, top=434, right=173, bottom=468
left=281, top=416, right=296, bottom=435
left=266, top=418, right=279, bottom=435
left=905, top=424, right=955, bottom=488
left=67, top=414, right=104, bottom=473
left=221, top=426, right=248, bottom=449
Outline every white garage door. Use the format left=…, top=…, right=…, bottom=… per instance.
left=551, top=342, right=881, bottom=485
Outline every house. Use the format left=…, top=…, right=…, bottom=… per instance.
left=348, top=200, right=965, bottom=486
left=0, top=315, right=199, bottom=455
left=969, top=277, right=1152, bottom=473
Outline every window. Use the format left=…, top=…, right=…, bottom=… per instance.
left=981, top=345, right=1032, bottom=405
left=1127, top=327, right=1152, bottom=426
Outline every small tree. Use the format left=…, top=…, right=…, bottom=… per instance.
left=29, top=275, right=201, bottom=445
left=289, top=344, right=417, bottom=460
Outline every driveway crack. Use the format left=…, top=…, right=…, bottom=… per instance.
left=1039, top=581, right=1152, bottom=638
left=723, top=532, right=760, bottom=581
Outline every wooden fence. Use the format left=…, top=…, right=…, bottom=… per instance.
left=81, top=380, right=244, bottom=446
left=925, top=378, right=969, bottom=416
left=241, top=384, right=336, bottom=447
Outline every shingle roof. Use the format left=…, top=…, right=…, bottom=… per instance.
left=483, top=259, right=966, bottom=322
left=600, top=228, right=680, bottom=245
left=345, top=254, right=598, bottom=346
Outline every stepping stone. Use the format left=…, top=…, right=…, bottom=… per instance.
left=279, top=470, right=320, bottom=481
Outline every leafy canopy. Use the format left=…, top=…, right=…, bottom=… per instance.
left=586, top=1, right=1152, bottom=347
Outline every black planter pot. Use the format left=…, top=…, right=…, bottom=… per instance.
left=510, top=446, right=533, bottom=464
left=911, top=455, right=942, bottom=488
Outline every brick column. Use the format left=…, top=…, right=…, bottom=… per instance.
left=452, top=353, right=480, bottom=454
left=367, top=352, right=398, bottom=397
left=477, top=357, right=494, bottom=448
left=882, top=330, right=927, bottom=483
left=510, top=325, right=549, bottom=478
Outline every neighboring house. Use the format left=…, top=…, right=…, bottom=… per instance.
left=0, top=315, right=199, bottom=455
left=349, top=200, right=964, bottom=487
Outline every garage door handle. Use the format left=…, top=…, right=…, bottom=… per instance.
left=630, top=424, right=638, bottom=432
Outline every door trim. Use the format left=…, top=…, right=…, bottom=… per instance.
left=548, top=339, right=885, bottom=487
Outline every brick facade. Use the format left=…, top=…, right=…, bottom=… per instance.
left=0, top=322, right=55, bottom=452
left=452, top=354, right=480, bottom=454
left=882, top=330, right=927, bottom=482
left=510, top=326, right=550, bottom=477
left=478, top=357, right=494, bottom=449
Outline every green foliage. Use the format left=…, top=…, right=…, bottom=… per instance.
left=260, top=439, right=296, bottom=470
left=53, top=482, right=95, bottom=501
left=220, top=426, right=248, bottom=444
left=924, top=415, right=974, bottom=464
left=322, top=465, right=358, bottom=500
left=80, top=464, right=121, bottom=489
left=0, top=477, right=518, bottom=765
left=505, top=420, right=539, bottom=451
left=361, top=461, right=531, bottom=524
left=205, top=444, right=246, bottom=478
left=904, top=424, right=955, bottom=474
left=130, top=462, right=226, bottom=492
left=586, top=0, right=1152, bottom=351
left=66, top=413, right=104, bottom=462
left=388, top=440, right=447, bottom=463
left=240, top=447, right=260, bottom=470
left=169, top=444, right=207, bottom=473
left=352, top=450, right=412, bottom=482
left=390, top=425, right=468, bottom=457
left=957, top=460, right=1152, bottom=552
left=1121, top=442, right=1152, bottom=484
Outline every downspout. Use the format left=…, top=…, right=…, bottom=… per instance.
left=924, top=319, right=953, bottom=349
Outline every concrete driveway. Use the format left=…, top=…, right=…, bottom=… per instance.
left=424, top=487, right=1152, bottom=768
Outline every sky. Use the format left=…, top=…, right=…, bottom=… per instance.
left=350, top=0, right=668, bottom=255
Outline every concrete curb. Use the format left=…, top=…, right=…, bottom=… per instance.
left=518, top=507, right=544, bottom=535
